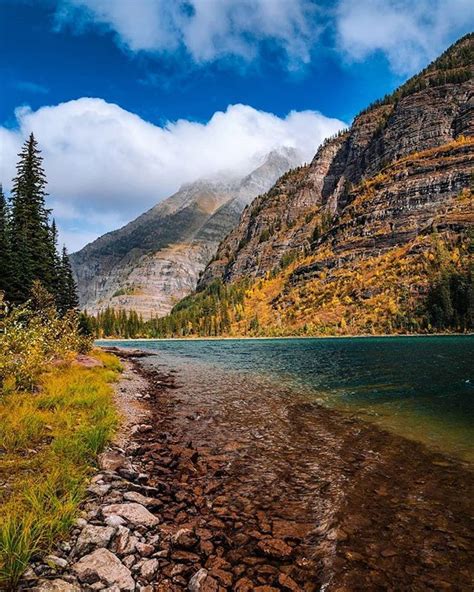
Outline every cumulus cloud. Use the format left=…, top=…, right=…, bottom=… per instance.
left=55, top=0, right=318, bottom=68
left=336, top=0, right=474, bottom=74
left=0, top=98, right=344, bottom=251
left=55, top=0, right=474, bottom=75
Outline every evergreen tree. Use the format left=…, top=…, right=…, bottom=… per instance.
left=9, top=133, right=54, bottom=302
left=0, top=184, right=12, bottom=297
left=57, top=245, right=79, bottom=315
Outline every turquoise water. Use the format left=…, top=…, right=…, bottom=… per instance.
left=99, top=336, right=474, bottom=461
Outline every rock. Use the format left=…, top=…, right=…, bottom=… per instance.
left=123, top=491, right=159, bottom=507
left=122, top=555, right=136, bottom=569
left=72, top=548, right=135, bottom=591
left=102, top=503, right=159, bottom=528
left=75, top=525, right=115, bottom=555
left=135, top=542, right=154, bottom=557
left=88, top=482, right=112, bottom=497
left=75, top=518, right=88, bottom=528
left=34, top=579, right=81, bottom=592
left=140, top=559, right=159, bottom=581
left=257, top=539, right=293, bottom=560
left=188, top=568, right=208, bottom=591
left=98, top=452, right=133, bottom=473
left=112, top=526, right=138, bottom=556
left=235, top=578, right=255, bottom=592
left=278, top=573, right=301, bottom=591
left=172, top=528, right=198, bottom=549
left=188, top=568, right=220, bottom=592
left=45, top=555, right=68, bottom=570
left=105, top=515, right=127, bottom=527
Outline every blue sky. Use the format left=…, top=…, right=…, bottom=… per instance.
left=1, top=0, right=472, bottom=251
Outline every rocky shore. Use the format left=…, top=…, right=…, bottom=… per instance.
left=20, top=348, right=474, bottom=592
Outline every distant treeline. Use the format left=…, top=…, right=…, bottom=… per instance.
left=0, top=133, right=78, bottom=313
left=81, top=280, right=249, bottom=338
left=82, top=256, right=473, bottom=339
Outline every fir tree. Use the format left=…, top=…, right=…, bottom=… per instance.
left=57, top=245, right=79, bottom=315
left=9, top=133, right=55, bottom=302
left=0, top=184, right=12, bottom=297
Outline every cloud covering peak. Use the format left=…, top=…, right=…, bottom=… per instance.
left=0, top=99, right=344, bottom=251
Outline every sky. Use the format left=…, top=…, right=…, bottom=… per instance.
left=1, top=0, right=472, bottom=252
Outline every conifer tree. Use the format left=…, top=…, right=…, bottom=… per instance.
left=9, top=133, right=54, bottom=302
left=57, top=245, right=79, bottom=315
left=0, top=184, right=12, bottom=297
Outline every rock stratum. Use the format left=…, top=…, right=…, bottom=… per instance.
left=173, top=34, right=473, bottom=336
left=70, top=148, right=301, bottom=319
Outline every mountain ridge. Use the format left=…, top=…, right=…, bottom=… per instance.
left=155, top=33, right=473, bottom=337
left=71, top=146, right=303, bottom=318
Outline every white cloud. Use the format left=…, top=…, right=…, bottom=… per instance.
left=336, top=0, right=474, bottom=75
left=0, top=98, right=344, bottom=251
left=55, top=0, right=473, bottom=75
left=55, top=0, right=318, bottom=68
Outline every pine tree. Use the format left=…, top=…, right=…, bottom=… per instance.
left=9, top=133, right=54, bottom=303
left=0, top=184, right=12, bottom=297
left=57, top=245, right=79, bottom=315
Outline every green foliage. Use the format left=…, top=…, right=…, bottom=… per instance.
left=0, top=186, right=12, bottom=297
left=357, top=33, right=473, bottom=117
left=425, top=234, right=473, bottom=331
left=1, top=134, right=79, bottom=315
left=56, top=246, right=79, bottom=315
left=427, top=267, right=473, bottom=331
left=0, top=282, right=90, bottom=392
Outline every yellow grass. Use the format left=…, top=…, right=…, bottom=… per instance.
left=0, top=350, right=121, bottom=590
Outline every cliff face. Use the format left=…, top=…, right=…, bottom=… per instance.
left=200, top=35, right=473, bottom=288
left=70, top=148, right=301, bottom=318
left=189, top=34, right=473, bottom=335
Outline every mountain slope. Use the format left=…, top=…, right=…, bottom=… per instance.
left=159, top=34, right=473, bottom=337
left=71, top=148, right=301, bottom=318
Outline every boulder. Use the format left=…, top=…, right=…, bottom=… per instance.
left=75, top=525, right=115, bottom=555
left=123, top=491, right=159, bottom=507
left=172, top=528, right=198, bottom=549
left=34, top=579, right=80, bottom=592
left=102, top=503, right=159, bottom=528
left=98, top=452, right=133, bottom=473
left=188, top=568, right=208, bottom=591
left=72, top=548, right=135, bottom=591
left=140, top=559, right=159, bottom=581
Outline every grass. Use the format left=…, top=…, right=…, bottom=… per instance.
left=0, top=349, right=122, bottom=590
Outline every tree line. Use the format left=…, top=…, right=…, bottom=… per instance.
left=0, top=133, right=78, bottom=313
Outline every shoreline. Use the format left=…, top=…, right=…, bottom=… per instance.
left=96, top=332, right=474, bottom=342
left=22, top=347, right=474, bottom=591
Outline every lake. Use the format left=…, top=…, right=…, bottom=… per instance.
left=98, top=335, right=474, bottom=462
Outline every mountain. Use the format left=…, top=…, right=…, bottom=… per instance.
left=159, top=34, right=473, bottom=336
left=70, top=147, right=302, bottom=318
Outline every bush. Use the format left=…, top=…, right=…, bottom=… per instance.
left=0, top=283, right=92, bottom=393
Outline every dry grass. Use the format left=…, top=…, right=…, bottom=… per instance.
left=0, top=350, right=121, bottom=590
